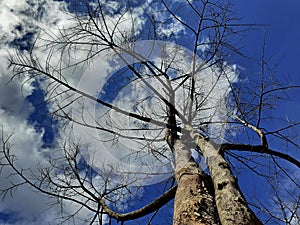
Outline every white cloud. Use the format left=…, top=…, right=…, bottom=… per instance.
left=73, top=40, right=238, bottom=189
left=0, top=0, right=108, bottom=224
left=0, top=0, right=152, bottom=224
left=146, top=1, right=185, bottom=38
left=0, top=102, right=57, bottom=224
left=0, top=0, right=69, bottom=45
left=198, top=37, right=210, bottom=53
left=0, top=0, right=239, bottom=224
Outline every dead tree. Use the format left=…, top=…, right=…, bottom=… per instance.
left=1, top=0, right=299, bottom=224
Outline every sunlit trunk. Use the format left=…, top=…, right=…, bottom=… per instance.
left=171, top=138, right=221, bottom=225
left=186, top=125, right=263, bottom=225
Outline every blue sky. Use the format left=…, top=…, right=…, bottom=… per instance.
left=0, top=1, right=299, bottom=225
left=235, top=1, right=300, bottom=77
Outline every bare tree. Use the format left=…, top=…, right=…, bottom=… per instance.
left=1, top=0, right=299, bottom=225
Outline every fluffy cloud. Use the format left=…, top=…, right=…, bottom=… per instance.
left=0, top=0, right=239, bottom=224
left=0, top=0, right=102, bottom=224
left=0, top=0, right=150, bottom=224
left=73, top=39, right=238, bottom=189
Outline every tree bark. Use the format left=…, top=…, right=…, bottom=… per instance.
left=171, top=138, right=221, bottom=225
left=186, top=125, right=263, bottom=225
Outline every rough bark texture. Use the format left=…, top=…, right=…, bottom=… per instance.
left=186, top=125, right=263, bottom=225
left=172, top=139, right=221, bottom=225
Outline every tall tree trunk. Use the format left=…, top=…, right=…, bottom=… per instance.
left=171, top=138, right=221, bottom=225
left=186, top=125, right=263, bottom=225
left=165, top=86, right=220, bottom=224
